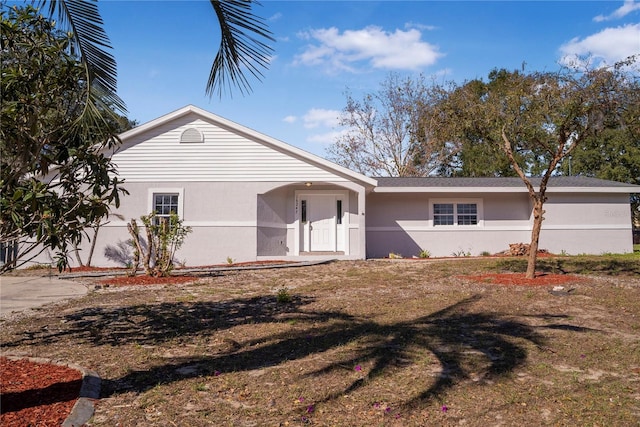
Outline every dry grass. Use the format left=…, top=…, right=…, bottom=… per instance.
left=1, top=258, right=639, bottom=426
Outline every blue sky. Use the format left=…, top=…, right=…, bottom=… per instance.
left=96, top=0, right=640, bottom=157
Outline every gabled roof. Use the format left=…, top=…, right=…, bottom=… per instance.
left=374, top=176, right=640, bottom=193
left=116, top=105, right=377, bottom=187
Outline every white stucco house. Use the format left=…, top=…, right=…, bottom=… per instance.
left=34, top=105, right=638, bottom=267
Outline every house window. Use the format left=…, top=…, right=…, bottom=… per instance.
left=457, top=203, right=478, bottom=225
left=154, top=193, right=179, bottom=224
left=433, top=203, right=454, bottom=225
left=301, top=199, right=307, bottom=223
left=432, top=201, right=480, bottom=226
left=336, top=200, right=343, bottom=225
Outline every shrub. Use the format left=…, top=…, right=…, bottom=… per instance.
left=127, top=212, right=192, bottom=277
left=276, top=286, right=292, bottom=304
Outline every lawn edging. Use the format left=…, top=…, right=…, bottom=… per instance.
left=3, top=355, right=101, bottom=427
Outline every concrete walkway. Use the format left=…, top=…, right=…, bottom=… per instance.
left=0, top=276, right=88, bottom=318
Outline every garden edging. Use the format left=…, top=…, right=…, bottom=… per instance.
left=3, top=355, right=101, bottom=427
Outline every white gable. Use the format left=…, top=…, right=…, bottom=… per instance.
left=111, top=106, right=376, bottom=185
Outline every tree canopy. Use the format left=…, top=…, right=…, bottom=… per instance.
left=0, top=5, right=129, bottom=271
left=326, top=73, right=457, bottom=177
left=430, top=59, right=639, bottom=277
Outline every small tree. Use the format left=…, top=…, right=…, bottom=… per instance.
left=432, top=59, right=638, bottom=278
left=127, top=212, right=192, bottom=277
left=0, top=6, right=128, bottom=272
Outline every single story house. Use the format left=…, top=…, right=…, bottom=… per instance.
left=32, top=105, right=639, bottom=267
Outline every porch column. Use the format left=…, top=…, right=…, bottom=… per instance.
left=357, top=186, right=367, bottom=259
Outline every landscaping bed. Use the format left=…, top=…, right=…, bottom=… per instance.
left=1, top=258, right=639, bottom=426
left=0, top=357, right=82, bottom=427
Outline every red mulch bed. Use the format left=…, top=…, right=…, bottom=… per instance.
left=95, top=260, right=294, bottom=286
left=460, top=272, right=580, bottom=286
left=0, top=357, right=82, bottom=427
left=66, top=260, right=292, bottom=274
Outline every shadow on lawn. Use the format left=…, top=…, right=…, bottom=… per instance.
left=496, top=257, right=640, bottom=276
left=6, top=293, right=594, bottom=412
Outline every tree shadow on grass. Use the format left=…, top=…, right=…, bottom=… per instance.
left=3, top=294, right=351, bottom=348
left=102, top=296, right=590, bottom=410
left=496, top=257, right=640, bottom=276
left=4, top=293, right=596, bottom=413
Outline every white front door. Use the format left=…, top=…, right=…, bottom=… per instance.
left=308, top=195, right=335, bottom=251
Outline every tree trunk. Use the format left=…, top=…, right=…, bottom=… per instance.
left=86, top=224, right=100, bottom=267
left=526, top=197, right=545, bottom=279
left=72, top=244, right=85, bottom=267
left=144, top=223, right=156, bottom=276
left=127, top=220, right=144, bottom=277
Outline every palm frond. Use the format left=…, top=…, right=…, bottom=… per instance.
left=38, top=0, right=126, bottom=113
left=208, top=0, right=275, bottom=98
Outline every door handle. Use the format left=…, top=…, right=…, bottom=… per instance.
left=309, top=224, right=313, bottom=231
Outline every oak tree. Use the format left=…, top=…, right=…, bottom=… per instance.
left=431, top=60, right=638, bottom=278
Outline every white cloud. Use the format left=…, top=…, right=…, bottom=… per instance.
left=283, top=115, right=297, bottom=124
left=303, top=108, right=341, bottom=129
left=294, top=26, right=442, bottom=73
left=404, top=22, right=437, bottom=31
left=559, top=23, right=640, bottom=67
left=269, top=12, right=282, bottom=22
left=307, top=129, right=349, bottom=146
left=594, top=0, right=640, bottom=22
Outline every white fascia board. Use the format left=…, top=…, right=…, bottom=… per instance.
left=373, top=186, right=637, bottom=194
left=545, top=187, right=639, bottom=194
left=116, top=105, right=377, bottom=188
left=116, top=105, right=195, bottom=141
left=373, top=187, right=529, bottom=193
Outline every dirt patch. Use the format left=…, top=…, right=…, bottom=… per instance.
left=1, top=259, right=639, bottom=426
left=99, top=275, right=199, bottom=286
left=0, top=357, right=82, bottom=427
left=460, top=272, right=582, bottom=286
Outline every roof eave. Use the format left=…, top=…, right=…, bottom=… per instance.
left=373, top=186, right=637, bottom=194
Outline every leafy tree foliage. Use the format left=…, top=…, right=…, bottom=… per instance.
left=0, top=5, right=129, bottom=271
left=37, top=0, right=274, bottom=99
left=327, top=73, right=457, bottom=177
left=558, top=66, right=640, bottom=226
left=431, top=60, right=638, bottom=278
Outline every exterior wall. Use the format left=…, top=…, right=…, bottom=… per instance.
left=73, top=181, right=277, bottom=267
left=366, top=191, right=634, bottom=258
left=59, top=181, right=364, bottom=268
left=257, top=186, right=289, bottom=256
left=539, top=193, right=634, bottom=254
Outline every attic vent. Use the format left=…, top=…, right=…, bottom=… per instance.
left=180, top=128, right=204, bottom=143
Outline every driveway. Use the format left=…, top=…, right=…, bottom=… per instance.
left=0, top=276, right=88, bottom=318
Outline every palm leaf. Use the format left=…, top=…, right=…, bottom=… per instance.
left=208, top=0, right=275, bottom=98
left=37, top=0, right=126, bottom=113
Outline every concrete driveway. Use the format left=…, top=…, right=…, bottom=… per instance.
left=0, top=276, right=88, bottom=318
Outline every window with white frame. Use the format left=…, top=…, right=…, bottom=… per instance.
left=432, top=200, right=481, bottom=226
left=153, top=193, right=179, bottom=224
left=148, top=188, right=184, bottom=227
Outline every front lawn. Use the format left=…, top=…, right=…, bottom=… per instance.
left=1, top=258, right=639, bottom=426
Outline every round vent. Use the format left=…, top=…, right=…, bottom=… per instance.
left=180, top=128, right=204, bottom=143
